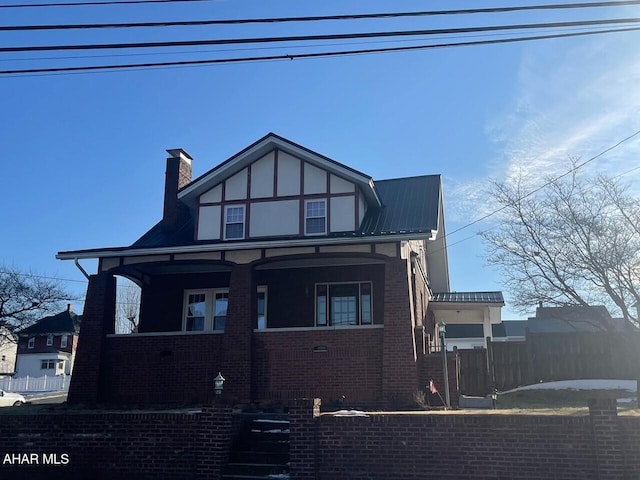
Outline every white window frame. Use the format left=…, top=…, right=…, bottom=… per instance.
left=28, top=337, right=35, bottom=349
left=182, top=288, right=229, bottom=331
left=60, top=335, right=68, bottom=348
left=304, top=199, right=327, bottom=235
left=257, top=286, right=268, bottom=330
left=315, top=281, right=373, bottom=327
left=46, top=334, right=54, bottom=346
left=223, top=205, right=245, bottom=240
left=41, top=359, right=56, bottom=370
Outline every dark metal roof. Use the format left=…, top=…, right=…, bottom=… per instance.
left=432, top=291, right=505, bottom=304
left=123, top=175, right=442, bottom=250
left=57, top=149, right=443, bottom=257
left=18, top=309, right=81, bottom=336
left=359, top=175, right=441, bottom=235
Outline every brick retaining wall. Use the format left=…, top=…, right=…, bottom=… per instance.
left=0, top=405, right=232, bottom=480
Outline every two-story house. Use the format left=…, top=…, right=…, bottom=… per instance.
left=57, top=133, right=502, bottom=407
left=15, top=304, right=81, bottom=378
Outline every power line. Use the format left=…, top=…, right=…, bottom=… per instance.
left=0, top=0, right=211, bottom=8
left=5, top=1, right=640, bottom=31
left=4, top=17, right=640, bottom=54
left=446, top=128, right=640, bottom=238
left=2, top=26, right=638, bottom=77
left=1, top=25, right=615, bottom=64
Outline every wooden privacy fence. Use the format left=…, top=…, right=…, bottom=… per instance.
left=457, top=331, right=640, bottom=395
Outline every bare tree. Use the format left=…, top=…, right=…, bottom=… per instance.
left=482, top=170, right=639, bottom=327
left=0, top=265, right=71, bottom=346
left=116, top=278, right=140, bottom=334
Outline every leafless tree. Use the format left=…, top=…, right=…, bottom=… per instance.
left=116, top=278, right=140, bottom=334
left=0, top=265, right=71, bottom=346
left=482, top=170, right=639, bottom=328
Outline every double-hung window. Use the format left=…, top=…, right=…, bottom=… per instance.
left=315, top=282, right=373, bottom=326
left=183, top=289, right=228, bottom=331
left=224, top=205, right=245, bottom=240
left=60, top=335, right=68, bottom=348
left=183, top=287, right=266, bottom=331
left=46, top=334, right=54, bottom=346
left=41, top=359, right=56, bottom=370
left=28, top=337, right=35, bottom=349
left=305, top=200, right=326, bottom=235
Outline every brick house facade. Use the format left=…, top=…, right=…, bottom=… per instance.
left=58, top=133, right=501, bottom=407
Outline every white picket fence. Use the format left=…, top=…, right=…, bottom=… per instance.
left=0, top=374, right=70, bottom=393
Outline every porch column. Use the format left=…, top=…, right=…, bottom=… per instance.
left=222, top=263, right=255, bottom=403
left=382, top=258, right=418, bottom=407
left=67, top=273, right=116, bottom=405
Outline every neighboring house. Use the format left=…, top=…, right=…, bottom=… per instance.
left=57, top=133, right=502, bottom=407
left=15, top=305, right=81, bottom=378
left=448, top=304, right=637, bottom=350
left=0, top=328, right=18, bottom=377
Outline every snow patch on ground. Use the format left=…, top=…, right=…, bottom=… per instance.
left=503, top=379, right=637, bottom=394
left=331, top=410, right=369, bottom=417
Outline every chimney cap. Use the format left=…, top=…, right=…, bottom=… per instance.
left=166, top=148, right=193, bottom=162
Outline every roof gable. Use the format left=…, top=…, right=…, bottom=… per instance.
left=179, top=133, right=381, bottom=208
left=18, top=309, right=81, bottom=336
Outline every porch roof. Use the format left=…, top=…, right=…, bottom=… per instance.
left=431, top=291, right=504, bottom=305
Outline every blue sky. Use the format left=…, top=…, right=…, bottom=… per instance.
left=1, top=0, right=639, bottom=320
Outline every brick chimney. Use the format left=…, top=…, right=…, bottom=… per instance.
left=163, top=148, right=193, bottom=228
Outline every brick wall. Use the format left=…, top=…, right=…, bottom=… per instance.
left=382, top=257, right=418, bottom=406
left=67, top=273, right=115, bottom=405
left=290, top=399, right=640, bottom=480
left=253, top=328, right=383, bottom=405
left=104, top=333, right=224, bottom=405
left=0, top=405, right=232, bottom=480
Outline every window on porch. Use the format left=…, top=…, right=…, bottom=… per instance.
left=183, top=287, right=266, bottom=331
left=315, top=282, right=372, bottom=326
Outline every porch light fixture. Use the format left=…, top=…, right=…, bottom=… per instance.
left=437, top=322, right=451, bottom=409
left=214, top=372, right=225, bottom=396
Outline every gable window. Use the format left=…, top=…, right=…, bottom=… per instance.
left=305, top=200, right=326, bottom=235
left=28, top=337, right=35, bottom=349
left=315, top=282, right=373, bottom=326
left=224, top=205, right=245, bottom=240
left=46, top=334, right=54, bottom=346
left=60, top=335, right=68, bottom=348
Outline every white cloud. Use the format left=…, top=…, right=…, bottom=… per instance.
left=449, top=33, right=640, bottom=225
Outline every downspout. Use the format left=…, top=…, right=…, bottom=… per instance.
left=74, top=258, right=90, bottom=280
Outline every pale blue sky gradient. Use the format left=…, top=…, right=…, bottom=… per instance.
left=2, top=0, right=639, bottom=319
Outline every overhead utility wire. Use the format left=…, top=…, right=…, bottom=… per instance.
left=445, top=128, right=640, bottom=239
left=2, top=26, right=638, bottom=76
left=0, top=0, right=211, bottom=8
left=3, top=25, right=611, bottom=63
left=5, top=0, right=640, bottom=31
left=3, top=17, right=640, bottom=53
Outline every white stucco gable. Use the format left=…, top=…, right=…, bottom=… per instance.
left=179, top=133, right=382, bottom=242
